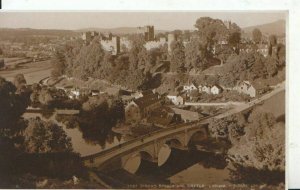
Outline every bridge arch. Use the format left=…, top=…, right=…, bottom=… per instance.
left=187, top=127, right=208, bottom=147
left=158, top=137, right=184, bottom=167
left=123, top=150, right=153, bottom=174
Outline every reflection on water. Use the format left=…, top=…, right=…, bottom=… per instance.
left=22, top=112, right=126, bottom=156
left=169, top=162, right=231, bottom=185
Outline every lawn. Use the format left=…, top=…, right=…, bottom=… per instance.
left=0, top=59, right=52, bottom=84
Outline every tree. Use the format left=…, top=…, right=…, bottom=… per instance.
left=0, top=77, right=28, bottom=130
left=24, top=117, right=72, bottom=153
left=194, top=17, right=229, bottom=48
left=129, top=34, right=145, bottom=70
left=269, top=35, right=277, bottom=46
left=265, top=57, right=278, bottom=77
left=14, top=73, right=27, bottom=89
left=228, top=111, right=284, bottom=171
left=185, top=39, right=208, bottom=72
left=228, top=32, right=241, bottom=47
left=170, top=40, right=185, bottom=72
left=252, top=28, right=262, bottom=44
left=51, top=48, right=66, bottom=77
left=209, top=113, right=246, bottom=144
left=183, top=30, right=191, bottom=41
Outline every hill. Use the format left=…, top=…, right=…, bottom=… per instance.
left=0, top=28, right=78, bottom=40
left=77, top=27, right=168, bottom=35
left=242, top=19, right=285, bottom=37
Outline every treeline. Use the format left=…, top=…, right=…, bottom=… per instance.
left=0, top=76, right=85, bottom=188
left=208, top=108, right=285, bottom=185
left=52, top=17, right=285, bottom=90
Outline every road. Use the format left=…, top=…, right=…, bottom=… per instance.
left=83, top=81, right=285, bottom=167
left=184, top=101, right=244, bottom=107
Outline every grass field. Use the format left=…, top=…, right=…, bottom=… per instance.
left=0, top=59, right=52, bottom=84
left=256, top=90, right=285, bottom=118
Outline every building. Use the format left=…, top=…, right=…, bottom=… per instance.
left=235, top=81, right=256, bottom=97
left=171, top=108, right=199, bottom=123
left=100, top=36, right=120, bottom=55
left=211, top=85, right=223, bottom=95
left=224, top=20, right=232, bottom=30
left=91, top=90, right=100, bottom=96
left=257, top=44, right=269, bottom=57
left=69, top=88, right=80, bottom=99
left=82, top=31, right=120, bottom=55
left=167, top=92, right=184, bottom=105
left=137, top=25, right=155, bottom=41
left=168, top=33, right=177, bottom=53
left=120, top=37, right=132, bottom=52
left=201, top=85, right=211, bottom=94
left=183, top=82, right=198, bottom=93
left=125, top=90, right=161, bottom=123
left=144, top=37, right=167, bottom=50
left=147, top=106, right=182, bottom=128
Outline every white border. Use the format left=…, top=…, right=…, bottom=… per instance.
left=1, top=0, right=300, bottom=189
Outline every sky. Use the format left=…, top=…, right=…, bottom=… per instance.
left=0, top=11, right=287, bottom=31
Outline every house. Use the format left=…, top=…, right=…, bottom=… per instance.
left=236, top=81, right=256, bottom=97
left=91, top=90, right=100, bottom=96
left=167, top=92, right=184, bottom=105
left=69, top=88, right=80, bottom=99
left=257, top=44, right=269, bottom=57
left=125, top=91, right=161, bottom=123
left=201, top=85, right=211, bottom=94
left=198, top=85, right=203, bottom=92
left=147, top=106, right=182, bottom=128
left=171, top=108, right=200, bottom=123
left=183, top=82, right=198, bottom=93
left=211, top=85, right=223, bottom=95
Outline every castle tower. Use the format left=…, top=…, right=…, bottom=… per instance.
left=168, top=33, right=177, bottom=53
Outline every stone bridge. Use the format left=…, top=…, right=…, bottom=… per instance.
left=82, top=121, right=210, bottom=173
left=82, top=83, right=285, bottom=174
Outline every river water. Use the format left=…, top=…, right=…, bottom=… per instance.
left=22, top=112, right=231, bottom=185
left=22, top=112, right=125, bottom=156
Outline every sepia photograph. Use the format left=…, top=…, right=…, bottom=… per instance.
left=0, top=11, right=286, bottom=189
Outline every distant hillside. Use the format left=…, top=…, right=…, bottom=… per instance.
left=242, top=20, right=286, bottom=37
left=77, top=27, right=168, bottom=35
left=0, top=28, right=78, bottom=39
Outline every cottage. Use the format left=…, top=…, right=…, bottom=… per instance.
left=125, top=91, right=161, bottom=123
left=257, top=44, right=269, bottom=57
left=91, top=90, right=100, bottom=96
left=201, top=85, right=211, bottom=94
left=167, top=92, right=184, bottom=105
left=183, top=82, right=198, bottom=93
left=69, top=88, right=80, bottom=99
left=211, top=85, right=223, bottom=95
left=147, top=106, right=182, bottom=128
left=236, top=81, right=256, bottom=97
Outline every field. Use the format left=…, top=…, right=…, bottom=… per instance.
left=256, top=90, right=285, bottom=118
left=0, top=59, right=52, bottom=84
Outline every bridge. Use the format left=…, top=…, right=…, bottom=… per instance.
left=82, top=82, right=285, bottom=173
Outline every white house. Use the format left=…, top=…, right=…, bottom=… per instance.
left=198, top=85, right=203, bottom=92
left=183, top=83, right=198, bottom=93
left=69, top=89, right=80, bottom=99
left=201, top=85, right=211, bottom=94
left=236, top=81, right=256, bottom=97
left=211, top=85, right=223, bottom=95
left=91, top=90, right=100, bottom=96
left=167, top=94, right=184, bottom=105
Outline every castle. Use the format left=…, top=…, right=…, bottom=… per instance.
left=81, top=31, right=120, bottom=55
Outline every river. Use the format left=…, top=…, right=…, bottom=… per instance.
left=22, top=112, right=232, bottom=186
left=22, top=112, right=126, bottom=156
